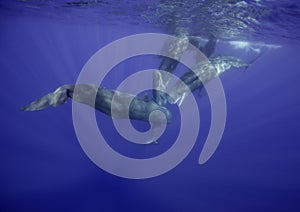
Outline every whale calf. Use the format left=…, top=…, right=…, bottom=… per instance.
left=153, top=33, right=190, bottom=106
left=153, top=34, right=218, bottom=106
left=168, top=55, right=251, bottom=105
left=21, top=84, right=172, bottom=123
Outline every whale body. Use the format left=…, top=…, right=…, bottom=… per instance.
left=21, top=84, right=172, bottom=123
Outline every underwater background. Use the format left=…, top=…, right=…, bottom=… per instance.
left=1, top=0, right=300, bottom=211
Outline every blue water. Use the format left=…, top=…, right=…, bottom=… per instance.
left=1, top=1, right=300, bottom=211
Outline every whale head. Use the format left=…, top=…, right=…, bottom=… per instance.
left=149, top=103, right=172, bottom=124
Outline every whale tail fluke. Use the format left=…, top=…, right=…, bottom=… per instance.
left=21, top=93, right=54, bottom=111
left=20, top=85, right=72, bottom=111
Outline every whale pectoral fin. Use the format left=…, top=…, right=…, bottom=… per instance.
left=21, top=85, right=72, bottom=111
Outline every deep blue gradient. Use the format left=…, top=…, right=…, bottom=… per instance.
left=1, top=1, right=300, bottom=212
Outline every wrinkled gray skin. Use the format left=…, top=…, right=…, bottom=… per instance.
left=153, top=35, right=253, bottom=106
left=189, top=35, right=217, bottom=58
left=167, top=55, right=251, bottom=105
left=177, top=55, right=250, bottom=92
left=153, top=57, right=179, bottom=106
left=22, top=36, right=252, bottom=127
left=21, top=84, right=172, bottom=123
left=152, top=34, right=189, bottom=106
left=153, top=35, right=218, bottom=106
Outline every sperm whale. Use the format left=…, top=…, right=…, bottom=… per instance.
left=21, top=84, right=172, bottom=123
